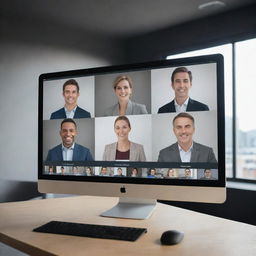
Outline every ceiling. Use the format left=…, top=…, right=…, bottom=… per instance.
left=1, top=0, right=255, bottom=38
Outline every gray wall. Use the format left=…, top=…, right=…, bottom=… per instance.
left=0, top=16, right=123, bottom=182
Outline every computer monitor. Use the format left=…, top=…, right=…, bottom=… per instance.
left=38, top=54, right=226, bottom=219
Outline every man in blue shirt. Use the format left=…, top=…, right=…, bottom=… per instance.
left=50, top=79, right=91, bottom=119
left=46, top=119, right=93, bottom=161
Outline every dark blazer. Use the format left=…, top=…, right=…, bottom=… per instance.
left=46, top=143, right=94, bottom=161
left=157, top=98, right=209, bottom=113
left=158, top=142, right=217, bottom=163
left=50, top=106, right=91, bottom=119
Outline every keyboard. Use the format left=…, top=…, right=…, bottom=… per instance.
left=33, top=221, right=147, bottom=242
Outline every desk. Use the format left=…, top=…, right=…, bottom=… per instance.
left=0, top=196, right=255, bottom=256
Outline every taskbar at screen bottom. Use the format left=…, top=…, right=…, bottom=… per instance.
left=43, top=165, right=219, bottom=181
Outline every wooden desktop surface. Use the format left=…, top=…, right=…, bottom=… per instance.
left=0, top=196, right=255, bottom=256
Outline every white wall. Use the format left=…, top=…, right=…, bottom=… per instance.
left=0, top=41, right=117, bottom=181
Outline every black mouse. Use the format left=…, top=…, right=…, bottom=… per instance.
left=160, top=230, right=184, bottom=245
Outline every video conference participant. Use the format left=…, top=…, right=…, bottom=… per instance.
left=104, top=75, right=148, bottom=116
left=147, top=168, right=157, bottom=178
left=181, top=168, right=193, bottom=179
left=131, top=167, right=139, bottom=177
left=114, top=168, right=126, bottom=177
left=158, top=67, right=209, bottom=113
left=158, top=113, right=217, bottom=163
left=46, top=118, right=94, bottom=161
left=99, top=167, right=109, bottom=176
left=199, top=169, right=217, bottom=180
left=103, top=116, right=146, bottom=161
left=85, top=167, right=94, bottom=176
left=165, top=168, right=178, bottom=178
left=50, top=79, right=91, bottom=119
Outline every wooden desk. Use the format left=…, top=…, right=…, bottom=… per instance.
left=0, top=196, right=255, bottom=256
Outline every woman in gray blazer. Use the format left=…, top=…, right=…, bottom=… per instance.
left=104, top=75, right=148, bottom=116
left=103, top=116, right=146, bottom=161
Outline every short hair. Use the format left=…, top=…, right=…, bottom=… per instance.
left=149, top=168, right=156, bottom=174
left=63, top=79, right=80, bottom=92
left=60, top=118, right=77, bottom=129
left=114, top=116, right=131, bottom=129
left=204, top=169, right=212, bottom=173
left=113, top=75, right=133, bottom=90
left=172, top=112, right=195, bottom=126
left=171, top=67, right=192, bottom=83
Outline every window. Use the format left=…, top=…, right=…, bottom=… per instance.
left=235, top=38, right=256, bottom=180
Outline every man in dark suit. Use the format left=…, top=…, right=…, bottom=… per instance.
left=158, top=67, right=209, bottom=113
left=50, top=79, right=91, bottom=119
left=158, top=113, right=217, bottom=163
left=46, top=118, right=93, bottom=161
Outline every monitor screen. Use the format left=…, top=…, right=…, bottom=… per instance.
left=38, top=54, right=226, bottom=218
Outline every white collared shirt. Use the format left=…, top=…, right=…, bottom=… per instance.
left=178, top=142, right=193, bottom=162
left=174, top=97, right=189, bottom=113
left=65, top=106, right=77, bottom=118
left=62, top=143, right=75, bottom=161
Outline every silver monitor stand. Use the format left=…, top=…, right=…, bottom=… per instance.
left=100, top=197, right=157, bottom=219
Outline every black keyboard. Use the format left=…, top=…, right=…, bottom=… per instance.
left=33, top=221, right=147, bottom=242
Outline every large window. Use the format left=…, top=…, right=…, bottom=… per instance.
left=167, top=38, right=256, bottom=182
left=235, top=38, right=256, bottom=180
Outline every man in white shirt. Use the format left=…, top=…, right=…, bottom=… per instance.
left=158, top=67, right=209, bottom=113
left=158, top=113, right=217, bottom=163
left=50, top=79, right=91, bottom=119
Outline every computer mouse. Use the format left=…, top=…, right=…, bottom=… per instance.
left=160, top=230, right=184, bottom=245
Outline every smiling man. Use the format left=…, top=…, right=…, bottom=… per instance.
left=46, top=119, right=93, bottom=161
left=157, top=113, right=217, bottom=163
left=158, top=67, right=209, bottom=113
left=50, top=79, right=91, bottom=119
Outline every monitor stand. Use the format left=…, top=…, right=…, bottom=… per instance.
left=100, top=197, right=157, bottom=219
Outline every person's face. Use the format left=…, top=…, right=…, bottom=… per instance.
left=173, top=117, right=195, bottom=146
left=60, top=122, right=77, bottom=148
left=101, top=168, right=107, bottom=174
left=115, top=79, right=132, bottom=102
left=114, top=120, right=131, bottom=141
left=168, top=169, right=174, bottom=176
left=86, top=168, right=91, bottom=175
left=150, top=169, right=156, bottom=175
left=172, top=72, right=192, bottom=99
left=63, top=84, right=79, bottom=106
left=204, top=169, right=212, bottom=178
left=132, top=169, right=138, bottom=175
left=117, top=168, right=122, bottom=175
left=185, top=169, right=191, bottom=177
